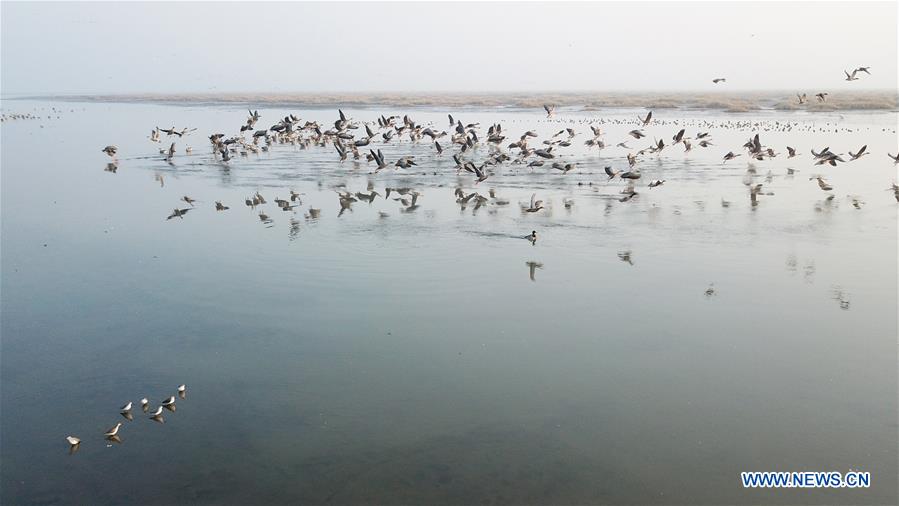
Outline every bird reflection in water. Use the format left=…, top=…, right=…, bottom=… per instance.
left=525, top=261, right=543, bottom=282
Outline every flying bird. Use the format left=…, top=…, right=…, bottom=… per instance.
left=525, top=194, right=544, bottom=213
left=848, top=145, right=868, bottom=160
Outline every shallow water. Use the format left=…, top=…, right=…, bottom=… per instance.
left=1, top=99, right=897, bottom=505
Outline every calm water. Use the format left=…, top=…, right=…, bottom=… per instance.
left=1, top=99, right=897, bottom=505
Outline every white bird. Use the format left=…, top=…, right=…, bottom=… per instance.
left=120, top=401, right=132, bottom=413
left=140, top=398, right=149, bottom=412
left=525, top=193, right=544, bottom=213
left=104, top=423, right=123, bottom=437
left=149, top=406, right=163, bottom=417
left=161, top=396, right=175, bottom=406
left=66, top=436, right=81, bottom=446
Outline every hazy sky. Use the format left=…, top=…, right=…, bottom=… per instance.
left=1, top=1, right=896, bottom=94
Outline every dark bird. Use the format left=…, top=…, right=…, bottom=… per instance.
left=848, top=145, right=868, bottom=160
left=166, top=208, right=191, bottom=220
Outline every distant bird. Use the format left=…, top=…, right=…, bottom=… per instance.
left=525, top=194, right=544, bottom=213
left=101, top=146, right=117, bottom=157
left=705, top=284, right=716, bottom=297
left=638, top=111, right=653, bottom=126
left=604, top=166, right=620, bottom=180
left=166, top=208, right=191, bottom=220
left=140, top=398, right=149, bottom=413
left=889, top=153, right=899, bottom=163
left=712, top=78, right=726, bottom=84
left=182, top=196, right=196, bottom=206
left=620, top=169, right=641, bottom=180
left=178, top=384, right=186, bottom=399
left=120, top=401, right=132, bottom=413
left=815, top=93, right=828, bottom=102
left=628, top=129, right=645, bottom=139
left=815, top=176, right=834, bottom=191
left=855, top=66, right=871, bottom=75
left=370, top=149, right=387, bottom=170
left=648, top=179, right=665, bottom=188
left=161, top=396, right=175, bottom=406
left=797, top=93, right=807, bottom=104
left=471, top=163, right=488, bottom=183
left=617, top=251, right=633, bottom=265
left=215, top=201, right=229, bottom=211
left=104, top=423, right=123, bottom=437
left=149, top=406, right=164, bottom=422
left=786, top=146, right=798, bottom=158
left=844, top=69, right=859, bottom=81
left=525, top=230, right=537, bottom=242
left=543, top=104, right=555, bottom=117
left=723, top=151, right=741, bottom=162
left=66, top=436, right=81, bottom=447
left=848, top=145, right=868, bottom=160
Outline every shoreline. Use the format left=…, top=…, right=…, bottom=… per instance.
left=6, top=91, right=898, bottom=113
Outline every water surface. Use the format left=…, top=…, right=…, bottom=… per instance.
left=1, top=99, right=897, bottom=505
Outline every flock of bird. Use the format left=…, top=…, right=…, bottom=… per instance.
left=102, top=113, right=898, bottom=227
left=66, top=384, right=186, bottom=453
left=92, top=67, right=897, bottom=238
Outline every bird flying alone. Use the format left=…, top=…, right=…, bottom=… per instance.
left=712, top=78, right=726, bottom=84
